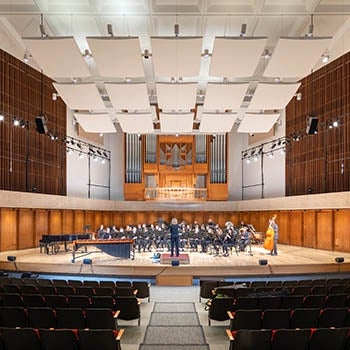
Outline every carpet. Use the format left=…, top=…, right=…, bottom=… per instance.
left=139, top=345, right=210, bottom=350
left=149, top=312, right=200, bottom=326
left=153, top=302, right=196, bottom=313
left=142, top=326, right=207, bottom=345
left=160, top=253, right=190, bottom=264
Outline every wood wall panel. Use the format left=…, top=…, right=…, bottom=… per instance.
left=112, top=212, right=123, bottom=228
left=74, top=211, right=84, bottom=233
left=303, top=210, right=316, bottom=248
left=135, top=212, right=147, bottom=226
left=334, top=209, right=350, bottom=252
left=62, top=210, right=74, bottom=234
left=48, top=210, right=62, bottom=234
left=18, top=209, right=34, bottom=249
left=289, top=211, right=303, bottom=246
left=0, top=209, right=17, bottom=251
left=316, top=210, right=333, bottom=250
left=102, top=212, right=112, bottom=227
left=277, top=211, right=290, bottom=245
left=94, top=211, right=103, bottom=229
left=84, top=211, right=95, bottom=232
left=34, top=210, right=48, bottom=245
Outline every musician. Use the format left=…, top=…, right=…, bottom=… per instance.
left=110, top=225, right=119, bottom=238
left=169, top=217, right=180, bottom=257
left=269, top=214, right=279, bottom=255
left=238, top=226, right=251, bottom=252
left=222, top=227, right=236, bottom=257
left=100, top=227, right=112, bottom=239
left=97, top=224, right=106, bottom=239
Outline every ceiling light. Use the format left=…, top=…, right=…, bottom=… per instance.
left=0, top=113, right=4, bottom=121
left=72, top=77, right=78, bottom=84
left=125, top=77, right=131, bottom=83
left=333, top=120, right=339, bottom=127
left=93, top=156, right=99, bottom=162
left=23, top=52, right=31, bottom=63
left=280, top=149, right=286, bottom=155
left=79, top=152, right=84, bottom=159
left=83, top=49, right=92, bottom=58
left=99, top=133, right=103, bottom=137
left=253, top=155, right=259, bottom=161
left=296, top=92, right=302, bottom=101
left=67, top=148, right=73, bottom=154
left=178, top=77, right=183, bottom=83
left=175, top=133, right=179, bottom=137
left=107, top=23, right=114, bottom=37
left=143, top=49, right=151, bottom=59
left=223, top=77, right=228, bottom=83
left=263, top=49, right=271, bottom=59
left=39, top=23, right=48, bottom=37
left=246, top=158, right=251, bottom=164
left=13, top=119, right=20, bottom=126
left=268, top=152, right=274, bottom=158
left=240, top=23, right=247, bottom=37
left=101, top=159, right=106, bottom=164
left=322, top=54, right=330, bottom=64
left=170, top=77, right=176, bottom=83
left=306, top=23, right=314, bottom=38
left=203, top=49, right=210, bottom=58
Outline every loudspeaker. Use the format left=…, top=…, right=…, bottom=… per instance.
left=83, top=258, right=92, bottom=265
left=21, top=272, right=38, bottom=279
left=7, top=256, right=16, bottom=262
left=258, top=259, right=268, bottom=265
left=171, top=260, right=180, bottom=266
left=35, top=115, right=48, bottom=134
left=335, top=257, right=344, bottom=263
left=306, top=116, right=318, bottom=134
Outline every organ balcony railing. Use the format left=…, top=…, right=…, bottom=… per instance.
left=144, top=187, right=207, bottom=201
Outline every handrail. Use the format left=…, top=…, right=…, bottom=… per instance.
left=145, top=187, right=207, bottom=201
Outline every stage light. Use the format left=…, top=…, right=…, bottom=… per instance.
left=268, top=152, right=274, bottom=158
left=101, top=159, right=106, bottom=164
left=253, top=155, right=259, bottom=162
left=13, top=119, right=20, bottom=126
left=174, top=23, right=179, bottom=36
left=246, top=158, right=251, bottom=164
left=240, top=23, right=247, bottom=37
left=332, top=120, right=339, bottom=128
left=203, top=49, right=210, bottom=58
left=322, top=54, right=330, bottom=64
left=79, top=152, right=84, bottom=159
left=0, top=112, right=4, bottom=121
left=107, top=23, right=114, bottom=37
left=83, top=49, right=92, bottom=58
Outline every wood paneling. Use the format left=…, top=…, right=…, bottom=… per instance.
left=289, top=211, right=303, bottom=246
left=207, top=183, right=228, bottom=200
left=48, top=210, right=62, bottom=234
left=0, top=209, right=17, bottom=251
left=62, top=210, right=74, bottom=234
left=124, top=184, right=144, bottom=201
left=303, top=210, right=316, bottom=248
left=74, top=211, right=84, bottom=233
left=34, top=210, right=48, bottom=246
left=334, top=210, right=350, bottom=251
left=84, top=211, right=95, bottom=231
left=18, top=209, right=34, bottom=249
left=316, top=210, right=333, bottom=250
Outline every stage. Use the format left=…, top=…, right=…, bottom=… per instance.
left=1, top=244, right=350, bottom=285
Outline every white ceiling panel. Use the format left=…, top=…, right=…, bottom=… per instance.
left=22, top=37, right=90, bottom=78
left=117, top=113, right=154, bottom=134
left=53, top=83, right=105, bottom=110
left=263, top=37, right=332, bottom=78
left=237, top=113, right=280, bottom=133
left=199, top=113, right=236, bottom=133
left=151, top=37, right=202, bottom=77
left=210, top=37, right=267, bottom=77
left=203, top=83, right=249, bottom=111
left=248, top=83, right=301, bottom=110
left=87, top=37, right=144, bottom=77
left=105, top=83, right=150, bottom=111
left=160, top=113, right=194, bottom=133
left=74, top=113, right=116, bottom=133
left=156, top=83, right=197, bottom=111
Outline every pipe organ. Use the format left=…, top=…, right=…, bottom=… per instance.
left=124, top=134, right=228, bottom=201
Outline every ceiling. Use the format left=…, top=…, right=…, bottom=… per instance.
left=0, top=0, right=350, bottom=135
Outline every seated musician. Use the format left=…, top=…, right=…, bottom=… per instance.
left=97, top=224, right=106, bottom=239
left=110, top=225, right=119, bottom=238
left=100, top=227, right=112, bottom=239
left=238, top=226, right=251, bottom=251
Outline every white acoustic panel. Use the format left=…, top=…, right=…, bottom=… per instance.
left=160, top=113, right=194, bottom=133
left=74, top=113, right=116, bottom=133
left=23, top=37, right=90, bottom=78
left=264, top=37, right=332, bottom=78
left=210, top=37, right=267, bottom=77
left=87, top=37, right=144, bottom=77
left=157, top=83, right=197, bottom=111
left=53, top=83, right=105, bottom=110
left=105, top=83, right=150, bottom=111
left=203, top=83, right=249, bottom=111
left=199, top=113, right=236, bottom=133
left=237, top=113, right=280, bottom=133
left=117, top=113, right=154, bottom=134
left=151, top=37, right=202, bottom=77
left=248, top=83, right=301, bottom=110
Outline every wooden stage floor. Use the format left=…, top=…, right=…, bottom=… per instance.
left=1, top=244, right=350, bottom=285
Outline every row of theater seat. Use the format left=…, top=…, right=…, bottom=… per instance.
left=226, top=327, right=350, bottom=350
left=0, top=297, right=141, bottom=325
left=0, top=327, right=123, bottom=350
left=0, top=282, right=151, bottom=301
left=228, top=307, right=350, bottom=330
left=0, top=306, right=120, bottom=330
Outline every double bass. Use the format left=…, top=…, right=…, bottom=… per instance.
left=264, top=226, right=274, bottom=251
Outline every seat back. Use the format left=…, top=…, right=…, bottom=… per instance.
left=39, top=329, right=79, bottom=350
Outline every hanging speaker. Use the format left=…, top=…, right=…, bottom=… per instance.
left=35, top=115, right=48, bottom=134
left=306, top=116, right=318, bottom=135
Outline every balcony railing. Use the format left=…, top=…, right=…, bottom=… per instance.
left=145, top=187, right=207, bottom=201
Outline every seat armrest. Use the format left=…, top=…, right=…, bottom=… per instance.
left=116, top=328, right=124, bottom=341
left=113, top=310, right=120, bottom=319
left=227, top=311, right=234, bottom=319
left=226, top=329, right=234, bottom=341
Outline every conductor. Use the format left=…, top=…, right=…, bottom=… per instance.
left=169, top=217, right=180, bottom=257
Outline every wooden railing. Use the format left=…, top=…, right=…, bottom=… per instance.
left=144, top=187, right=207, bottom=201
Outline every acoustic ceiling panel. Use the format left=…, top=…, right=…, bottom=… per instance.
left=263, top=37, right=332, bottom=78
left=74, top=113, right=116, bottom=133
left=156, top=83, right=197, bottom=111
left=117, top=113, right=154, bottom=134
left=23, top=37, right=90, bottom=78
left=53, top=83, right=105, bottom=110
left=203, top=83, right=249, bottom=111
left=199, top=113, right=236, bottom=133
left=210, top=37, right=267, bottom=77
left=105, top=83, right=150, bottom=111
left=87, top=37, right=144, bottom=77
left=248, top=83, right=301, bottom=110
left=151, top=37, right=202, bottom=77
left=237, top=113, right=280, bottom=133
left=160, top=113, right=194, bottom=133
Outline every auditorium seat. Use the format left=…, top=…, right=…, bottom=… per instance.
left=99, top=281, right=116, bottom=288
left=21, top=285, right=39, bottom=295
left=36, top=278, right=53, bottom=286
left=67, top=280, right=83, bottom=287
left=75, top=286, right=95, bottom=297
left=77, top=329, right=123, bottom=350
left=0, top=307, right=28, bottom=327
left=328, top=284, right=348, bottom=294
left=302, top=294, right=325, bottom=308
left=83, top=280, right=100, bottom=288
left=115, top=281, right=132, bottom=288
left=91, top=296, right=115, bottom=310
left=323, top=293, right=348, bottom=308
left=317, top=307, right=348, bottom=328
left=52, top=279, right=68, bottom=287
left=271, top=328, right=310, bottom=350
left=22, top=294, right=46, bottom=307
left=199, top=281, right=218, bottom=301
left=67, top=295, right=91, bottom=308
left=56, top=286, right=75, bottom=296
left=226, top=329, right=271, bottom=350
left=3, top=285, right=21, bottom=294
left=310, top=285, right=328, bottom=295
left=229, top=309, right=262, bottom=331
left=233, top=296, right=258, bottom=310
left=132, top=281, right=151, bottom=302
left=289, top=308, right=320, bottom=329
left=84, top=308, right=118, bottom=330
left=309, top=327, right=349, bottom=350
left=27, top=307, right=56, bottom=329
left=55, top=308, right=86, bottom=329
left=207, top=297, right=235, bottom=325
left=94, top=287, right=115, bottom=297
left=39, top=329, right=79, bottom=350
left=37, top=285, right=57, bottom=295
left=114, top=287, right=135, bottom=297
left=257, top=296, right=282, bottom=309
left=261, top=308, right=291, bottom=330
left=44, top=294, right=69, bottom=308
left=0, top=293, right=24, bottom=307
left=280, top=295, right=304, bottom=309
left=114, top=296, right=141, bottom=325
left=1, top=327, right=41, bottom=350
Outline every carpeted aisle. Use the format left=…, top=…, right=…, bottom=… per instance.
left=138, top=302, right=210, bottom=350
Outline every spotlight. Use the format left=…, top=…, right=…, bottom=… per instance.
left=268, top=152, right=274, bottom=158
left=93, top=156, right=99, bottom=162
left=83, top=49, right=92, bottom=58
left=39, top=23, right=48, bottom=37
left=322, top=54, right=330, bottom=64
left=99, top=133, right=103, bottom=137
left=203, top=49, right=210, bottom=57
left=13, top=119, right=20, bottom=126
left=306, top=23, right=314, bottom=38
left=174, top=23, right=179, bottom=36
left=243, top=151, right=248, bottom=158
left=72, top=77, right=78, bottom=84
left=178, top=77, right=183, bottom=83
left=23, top=52, right=31, bottom=63
left=332, top=120, right=339, bottom=128
left=143, top=49, right=150, bottom=59
left=263, top=49, right=271, bottom=59
left=246, top=158, right=251, bottom=164
left=67, top=148, right=73, bottom=154
left=79, top=152, right=84, bottom=159
left=240, top=23, right=247, bottom=37
left=296, top=92, right=302, bottom=101
left=20, top=120, right=27, bottom=129
left=101, top=159, right=106, bottom=164
left=124, top=77, right=131, bottom=83
left=170, top=77, right=176, bottom=83
left=0, top=113, right=4, bottom=121
left=253, top=155, right=259, bottom=162
left=107, top=23, right=114, bottom=36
